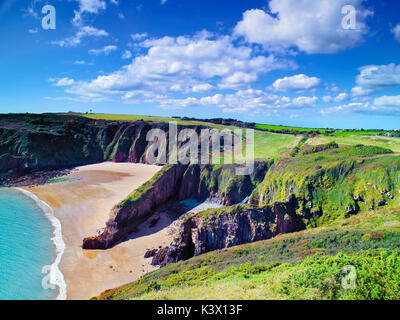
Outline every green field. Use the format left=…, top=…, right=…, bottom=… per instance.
left=331, top=130, right=387, bottom=137
left=251, top=131, right=301, bottom=160
left=306, top=135, right=400, bottom=154
left=254, top=123, right=330, bottom=133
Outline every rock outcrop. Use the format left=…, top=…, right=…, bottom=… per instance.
left=178, top=161, right=272, bottom=205
left=151, top=196, right=305, bottom=267
left=0, top=114, right=211, bottom=183
left=82, top=164, right=188, bottom=249
left=83, top=161, right=271, bottom=249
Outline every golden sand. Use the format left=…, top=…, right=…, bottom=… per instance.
left=24, top=162, right=175, bottom=300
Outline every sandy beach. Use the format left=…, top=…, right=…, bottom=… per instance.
left=23, top=162, right=176, bottom=300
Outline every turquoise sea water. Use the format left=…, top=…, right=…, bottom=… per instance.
left=0, top=189, right=58, bottom=300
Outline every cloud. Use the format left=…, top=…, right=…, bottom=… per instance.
left=392, top=24, right=400, bottom=42
left=351, top=63, right=400, bottom=96
left=192, top=83, right=214, bottom=93
left=321, top=102, right=368, bottom=115
left=66, top=32, right=295, bottom=101
left=76, top=0, right=106, bottom=16
left=122, top=50, right=132, bottom=59
left=271, top=74, right=321, bottom=92
left=73, top=0, right=106, bottom=26
left=290, top=96, right=318, bottom=107
left=89, top=45, right=118, bottom=55
left=74, top=60, right=88, bottom=65
left=22, top=1, right=40, bottom=19
left=53, top=26, right=108, bottom=47
left=49, top=77, right=75, bottom=87
left=158, top=89, right=317, bottom=113
left=161, top=0, right=167, bottom=4
left=52, top=0, right=108, bottom=47
left=374, top=95, right=400, bottom=107
left=218, top=72, right=258, bottom=90
left=323, top=92, right=349, bottom=103
left=131, top=33, right=148, bottom=41
left=234, top=0, right=372, bottom=54
left=321, top=97, right=400, bottom=116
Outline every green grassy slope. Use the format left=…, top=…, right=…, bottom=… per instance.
left=251, top=145, right=399, bottom=226
left=95, top=207, right=400, bottom=300
left=306, top=135, right=400, bottom=153
left=255, top=123, right=331, bottom=133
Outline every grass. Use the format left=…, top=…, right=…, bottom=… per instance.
left=250, top=145, right=398, bottom=227
left=251, top=130, right=301, bottom=160
left=95, top=205, right=400, bottom=300
left=119, top=164, right=174, bottom=205
left=306, top=135, right=400, bottom=154
left=254, top=123, right=394, bottom=137
left=331, top=130, right=387, bottom=137
left=46, top=177, right=69, bottom=184
left=290, top=134, right=309, bottom=157
left=254, top=123, right=330, bottom=133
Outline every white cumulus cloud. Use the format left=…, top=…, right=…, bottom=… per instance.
left=66, top=33, right=295, bottom=101
left=323, top=92, right=349, bottom=103
left=159, top=89, right=317, bottom=113
left=89, top=45, right=118, bottom=55
left=234, top=0, right=372, bottom=54
left=392, top=24, right=400, bottom=42
left=122, top=50, right=132, bottom=59
left=49, top=77, right=75, bottom=87
left=271, top=74, right=321, bottom=92
left=351, top=63, right=400, bottom=96
left=374, top=95, right=400, bottom=106
left=53, top=26, right=108, bottom=47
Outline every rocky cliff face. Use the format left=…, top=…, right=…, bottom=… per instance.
left=82, top=164, right=189, bottom=249
left=0, top=114, right=208, bottom=181
left=150, top=195, right=305, bottom=267
left=83, top=162, right=271, bottom=249
left=178, top=161, right=272, bottom=205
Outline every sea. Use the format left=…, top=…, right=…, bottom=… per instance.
left=0, top=188, right=66, bottom=300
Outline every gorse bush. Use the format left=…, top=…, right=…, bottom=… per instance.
left=283, top=250, right=400, bottom=300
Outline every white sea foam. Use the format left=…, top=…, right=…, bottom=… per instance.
left=15, top=188, right=67, bottom=300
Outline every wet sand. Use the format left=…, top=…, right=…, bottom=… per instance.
left=24, top=162, right=176, bottom=300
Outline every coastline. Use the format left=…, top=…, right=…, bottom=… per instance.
left=15, top=188, right=67, bottom=300
left=20, top=162, right=169, bottom=300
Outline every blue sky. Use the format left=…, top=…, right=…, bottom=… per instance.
left=1, top=0, right=400, bottom=129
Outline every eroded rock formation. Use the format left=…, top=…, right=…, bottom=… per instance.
left=151, top=196, right=305, bottom=267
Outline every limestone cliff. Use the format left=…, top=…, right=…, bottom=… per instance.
left=151, top=196, right=305, bottom=267
left=0, top=114, right=207, bottom=182
left=82, top=164, right=188, bottom=249
left=82, top=162, right=271, bottom=249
